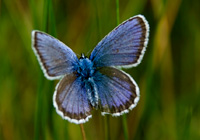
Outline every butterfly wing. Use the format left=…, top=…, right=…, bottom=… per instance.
left=89, top=15, right=149, bottom=68
left=32, top=30, right=78, bottom=80
left=53, top=73, right=92, bottom=124
left=94, top=67, right=140, bottom=115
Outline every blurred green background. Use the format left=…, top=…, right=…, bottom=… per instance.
left=0, top=0, right=200, bottom=139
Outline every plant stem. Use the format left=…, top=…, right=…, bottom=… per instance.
left=80, top=124, right=87, bottom=140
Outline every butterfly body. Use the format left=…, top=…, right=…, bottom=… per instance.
left=32, top=15, right=149, bottom=124
left=74, top=54, right=99, bottom=108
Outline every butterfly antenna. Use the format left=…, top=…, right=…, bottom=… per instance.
left=77, top=53, right=81, bottom=58
left=86, top=49, right=92, bottom=57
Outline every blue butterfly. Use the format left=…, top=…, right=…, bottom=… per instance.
left=32, top=15, right=149, bottom=124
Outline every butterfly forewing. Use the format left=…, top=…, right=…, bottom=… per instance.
left=90, top=15, right=149, bottom=68
left=94, top=67, right=140, bottom=115
left=32, top=31, right=78, bottom=80
left=53, top=73, right=92, bottom=124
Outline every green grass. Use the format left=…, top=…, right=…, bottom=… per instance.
left=1, top=0, right=200, bottom=140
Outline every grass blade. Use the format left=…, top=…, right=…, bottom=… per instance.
left=116, top=0, right=129, bottom=139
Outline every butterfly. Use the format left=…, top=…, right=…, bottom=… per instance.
left=32, top=15, right=149, bottom=124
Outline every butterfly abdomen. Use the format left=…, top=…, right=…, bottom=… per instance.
left=84, top=77, right=99, bottom=109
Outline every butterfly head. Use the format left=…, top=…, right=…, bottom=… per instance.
left=80, top=53, right=86, bottom=59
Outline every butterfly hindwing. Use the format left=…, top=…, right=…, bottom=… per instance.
left=32, top=31, right=78, bottom=80
left=93, top=67, right=140, bottom=116
left=90, top=15, right=149, bottom=68
left=53, top=73, right=92, bottom=124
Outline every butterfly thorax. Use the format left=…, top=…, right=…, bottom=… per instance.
left=76, top=57, right=95, bottom=79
